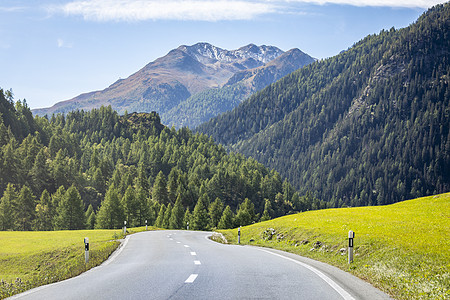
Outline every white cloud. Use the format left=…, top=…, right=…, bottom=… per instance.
left=279, top=0, right=446, bottom=9
left=52, top=0, right=276, bottom=22
left=0, top=6, right=27, bottom=12
left=49, top=0, right=446, bottom=22
left=57, top=39, right=73, bottom=48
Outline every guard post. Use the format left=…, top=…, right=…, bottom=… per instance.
left=238, top=226, right=241, bottom=244
left=145, top=220, right=148, bottom=231
left=348, top=230, right=355, bottom=263
left=84, top=237, right=89, bottom=264
left=123, top=220, right=127, bottom=235
left=187, top=222, right=189, bottom=230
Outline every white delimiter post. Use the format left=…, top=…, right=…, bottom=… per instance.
left=145, top=220, right=148, bottom=231
left=124, top=221, right=127, bottom=235
left=348, top=230, right=355, bottom=264
left=84, top=237, right=89, bottom=264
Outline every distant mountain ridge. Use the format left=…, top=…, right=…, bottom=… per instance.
left=33, top=43, right=314, bottom=127
left=197, top=3, right=450, bottom=207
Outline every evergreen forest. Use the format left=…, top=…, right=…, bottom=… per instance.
left=0, top=90, right=318, bottom=231
left=197, top=3, right=450, bottom=207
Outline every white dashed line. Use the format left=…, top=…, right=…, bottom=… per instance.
left=184, top=245, right=190, bottom=248
left=194, top=260, right=201, bottom=265
left=185, top=274, right=198, bottom=283
left=190, top=252, right=196, bottom=256
left=176, top=241, right=181, bottom=244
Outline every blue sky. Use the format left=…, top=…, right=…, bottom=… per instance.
left=0, top=0, right=446, bottom=109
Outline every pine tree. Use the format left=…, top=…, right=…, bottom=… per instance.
left=30, top=148, right=51, bottom=196
left=218, top=205, right=234, bottom=229
left=260, top=199, right=273, bottom=222
left=152, top=171, right=168, bottom=205
left=169, top=195, right=185, bottom=229
left=95, top=185, right=125, bottom=229
left=163, top=203, right=172, bottom=228
left=235, top=198, right=255, bottom=226
left=208, top=197, right=224, bottom=229
left=0, top=183, right=16, bottom=230
left=34, top=189, right=53, bottom=231
left=85, top=204, right=95, bottom=229
left=56, top=185, right=85, bottom=230
left=51, top=186, right=66, bottom=229
left=15, top=185, right=36, bottom=231
left=122, top=185, right=138, bottom=227
left=155, top=204, right=166, bottom=228
left=192, top=194, right=209, bottom=231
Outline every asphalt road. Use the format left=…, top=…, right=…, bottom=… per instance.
left=11, top=230, right=391, bottom=300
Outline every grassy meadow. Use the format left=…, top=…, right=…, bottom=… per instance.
left=0, top=226, right=152, bottom=298
left=218, top=193, right=450, bottom=300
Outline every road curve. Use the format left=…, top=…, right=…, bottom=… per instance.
left=10, top=230, right=390, bottom=300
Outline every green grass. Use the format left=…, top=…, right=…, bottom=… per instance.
left=218, top=193, right=450, bottom=300
left=0, top=226, right=155, bottom=299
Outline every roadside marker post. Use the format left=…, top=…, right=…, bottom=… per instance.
left=348, top=230, right=355, bottom=264
left=124, top=221, right=127, bottom=235
left=238, top=226, right=241, bottom=244
left=84, top=237, right=89, bottom=264
left=145, top=220, right=148, bottom=231
left=187, top=222, right=189, bottom=230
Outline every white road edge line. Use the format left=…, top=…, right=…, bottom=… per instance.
left=102, top=236, right=130, bottom=266
left=184, top=245, right=190, bottom=247
left=258, top=249, right=356, bottom=300
left=190, top=251, right=197, bottom=256
left=194, top=260, right=201, bottom=265
left=185, top=274, right=198, bottom=283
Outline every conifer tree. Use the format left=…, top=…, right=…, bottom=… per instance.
left=34, top=189, right=53, bottom=231
left=122, top=185, right=138, bottom=226
left=15, top=185, right=36, bottom=231
left=56, top=185, right=85, bottom=230
left=30, top=148, right=51, bottom=196
left=0, top=183, right=16, bottom=230
left=85, top=204, right=95, bottom=229
left=51, top=186, right=66, bottom=229
left=155, top=204, right=166, bottom=228
left=169, top=195, right=185, bottom=229
left=208, top=197, right=224, bottom=229
left=152, top=171, right=168, bottom=205
left=260, top=199, right=273, bottom=222
left=163, top=203, right=172, bottom=228
left=192, top=194, right=209, bottom=230
left=235, top=198, right=255, bottom=227
left=96, top=185, right=124, bottom=229
left=218, top=205, right=234, bottom=229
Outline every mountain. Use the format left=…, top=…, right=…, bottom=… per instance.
left=32, top=43, right=312, bottom=126
left=197, top=3, right=450, bottom=207
left=162, top=48, right=315, bottom=128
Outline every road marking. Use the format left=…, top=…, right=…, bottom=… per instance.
left=190, top=252, right=197, bottom=256
left=259, top=249, right=356, bottom=300
left=176, top=241, right=181, bottom=244
left=185, top=274, right=198, bottom=283
left=184, top=245, right=190, bottom=247
left=194, top=260, right=201, bottom=265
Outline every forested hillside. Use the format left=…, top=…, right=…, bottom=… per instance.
left=0, top=90, right=320, bottom=231
left=198, top=3, right=450, bottom=207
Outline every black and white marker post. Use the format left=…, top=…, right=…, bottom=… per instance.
left=123, top=220, right=127, bottom=235
left=238, top=226, right=241, bottom=244
left=187, top=222, right=189, bottom=230
left=348, top=230, right=355, bottom=263
left=84, top=237, right=89, bottom=264
left=145, top=220, right=148, bottom=231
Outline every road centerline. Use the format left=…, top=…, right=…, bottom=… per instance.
left=185, top=274, right=198, bottom=283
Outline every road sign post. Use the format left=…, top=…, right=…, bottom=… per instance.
left=348, top=230, right=355, bottom=264
left=84, top=237, right=89, bottom=264
left=238, top=226, right=241, bottom=244
left=124, top=221, right=127, bottom=235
